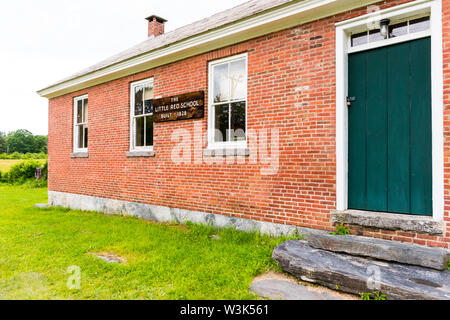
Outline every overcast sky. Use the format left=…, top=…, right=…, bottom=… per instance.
left=0, top=0, right=248, bottom=136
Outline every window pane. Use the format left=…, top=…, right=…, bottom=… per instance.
left=369, top=29, right=384, bottom=43
left=213, top=64, right=229, bottom=103
left=144, top=85, right=153, bottom=114
left=135, top=117, right=145, bottom=147
left=77, top=100, right=83, bottom=124
left=145, top=99, right=153, bottom=115
left=84, top=126, right=88, bottom=149
left=409, top=16, right=430, bottom=33
left=214, top=104, right=229, bottom=142
left=145, top=116, right=153, bottom=146
left=83, top=99, right=88, bottom=123
left=389, top=21, right=408, bottom=38
left=134, top=86, right=144, bottom=116
left=231, top=101, right=246, bottom=141
left=144, top=85, right=153, bottom=100
left=230, top=59, right=246, bottom=100
left=351, top=32, right=368, bottom=47
left=77, top=125, right=84, bottom=149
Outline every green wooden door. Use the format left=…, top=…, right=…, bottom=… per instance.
left=348, top=37, right=432, bottom=216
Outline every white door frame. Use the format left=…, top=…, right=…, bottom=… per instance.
left=335, top=0, right=444, bottom=221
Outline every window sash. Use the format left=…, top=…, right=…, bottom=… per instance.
left=212, top=100, right=246, bottom=143
left=133, top=114, right=153, bottom=148
left=130, top=79, right=154, bottom=151
left=76, top=124, right=88, bottom=149
left=74, top=95, right=88, bottom=152
left=209, top=54, right=247, bottom=148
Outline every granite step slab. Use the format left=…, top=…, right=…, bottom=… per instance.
left=331, top=210, right=443, bottom=235
left=250, top=279, right=350, bottom=300
left=272, top=240, right=450, bottom=300
left=301, top=229, right=450, bottom=270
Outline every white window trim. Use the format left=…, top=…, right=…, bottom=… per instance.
left=207, top=53, right=248, bottom=150
left=335, top=0, right=444, bottom=221
left=73, top=94, right=88, bottom=153
left=129, top=77, right=154, bottom=152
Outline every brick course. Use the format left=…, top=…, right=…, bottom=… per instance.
left=48, top=0, right=450, bottom=248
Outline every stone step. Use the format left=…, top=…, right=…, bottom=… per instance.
left=300, top=228, right=450, bottom=270
left=331, top=210, right=443, bottom=235
left=250, top=279, right=351, bottom=300
left=272, top=240, right=450, bottom=300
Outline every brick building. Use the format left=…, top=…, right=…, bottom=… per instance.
left=38, top=0, right=450, bottom=248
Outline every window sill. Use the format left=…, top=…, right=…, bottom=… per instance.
left=70, top=152, right=89, bottom=158
left=126, top=150, right=155, bottom=158
left=203, top=148, right=250, bottom=157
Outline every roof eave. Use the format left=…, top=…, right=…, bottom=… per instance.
left=37, top=0, right=379, bottom=99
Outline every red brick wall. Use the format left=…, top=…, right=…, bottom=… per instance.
left=48, top=0, right=450, bottom=248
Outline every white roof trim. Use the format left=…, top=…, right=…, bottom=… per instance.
left=38, top=0, right=379, bottom=98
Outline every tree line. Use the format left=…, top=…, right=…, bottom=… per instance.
left=0, top=130, right=48, bottom=154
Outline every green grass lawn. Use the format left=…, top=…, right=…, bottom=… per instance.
left=0, top=184, right=287, bottom=299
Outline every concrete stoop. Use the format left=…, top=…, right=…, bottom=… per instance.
left=272, top=240, right=450, bottom=300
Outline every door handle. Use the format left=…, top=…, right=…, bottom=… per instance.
left=347, top=96, right=356, bottom=107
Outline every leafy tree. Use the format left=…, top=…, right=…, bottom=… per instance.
left=0, top=132, right=6, bottom=154
left=2, top=130, right=48, bottom=154
left=33, top=135, right=48, bottom=153
left=6, top=130, right=37, bottom=154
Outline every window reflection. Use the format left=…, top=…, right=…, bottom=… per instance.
left=135, top=86, right=144, bottom=116
left=215, top=104, right=229, bottom=142
left=231, top=102, right=246, bottom=141
left=213, top=64, right=229, bottom=103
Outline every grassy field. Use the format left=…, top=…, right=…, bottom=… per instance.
left=0, top=160, right=23, bottom=172
left=0, top=159, right=46, bottom=173
left=0, top=185, right=287, bottom=300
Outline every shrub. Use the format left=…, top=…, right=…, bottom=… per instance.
left=37, top=152, right=48, bottom=159
left=0, top=152, right=47, bottom=160
left=23, top=152, right=47, bottom=160
left=9, top=152, right=23, bottom=159
left=2, top=160, right=43, bottom=184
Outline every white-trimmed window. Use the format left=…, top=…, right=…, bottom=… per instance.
left=74, top=94, right=88, bottom=152
left=208, top=53, right=247, bottom=149
left=130, top=78, right=154, bottom=151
